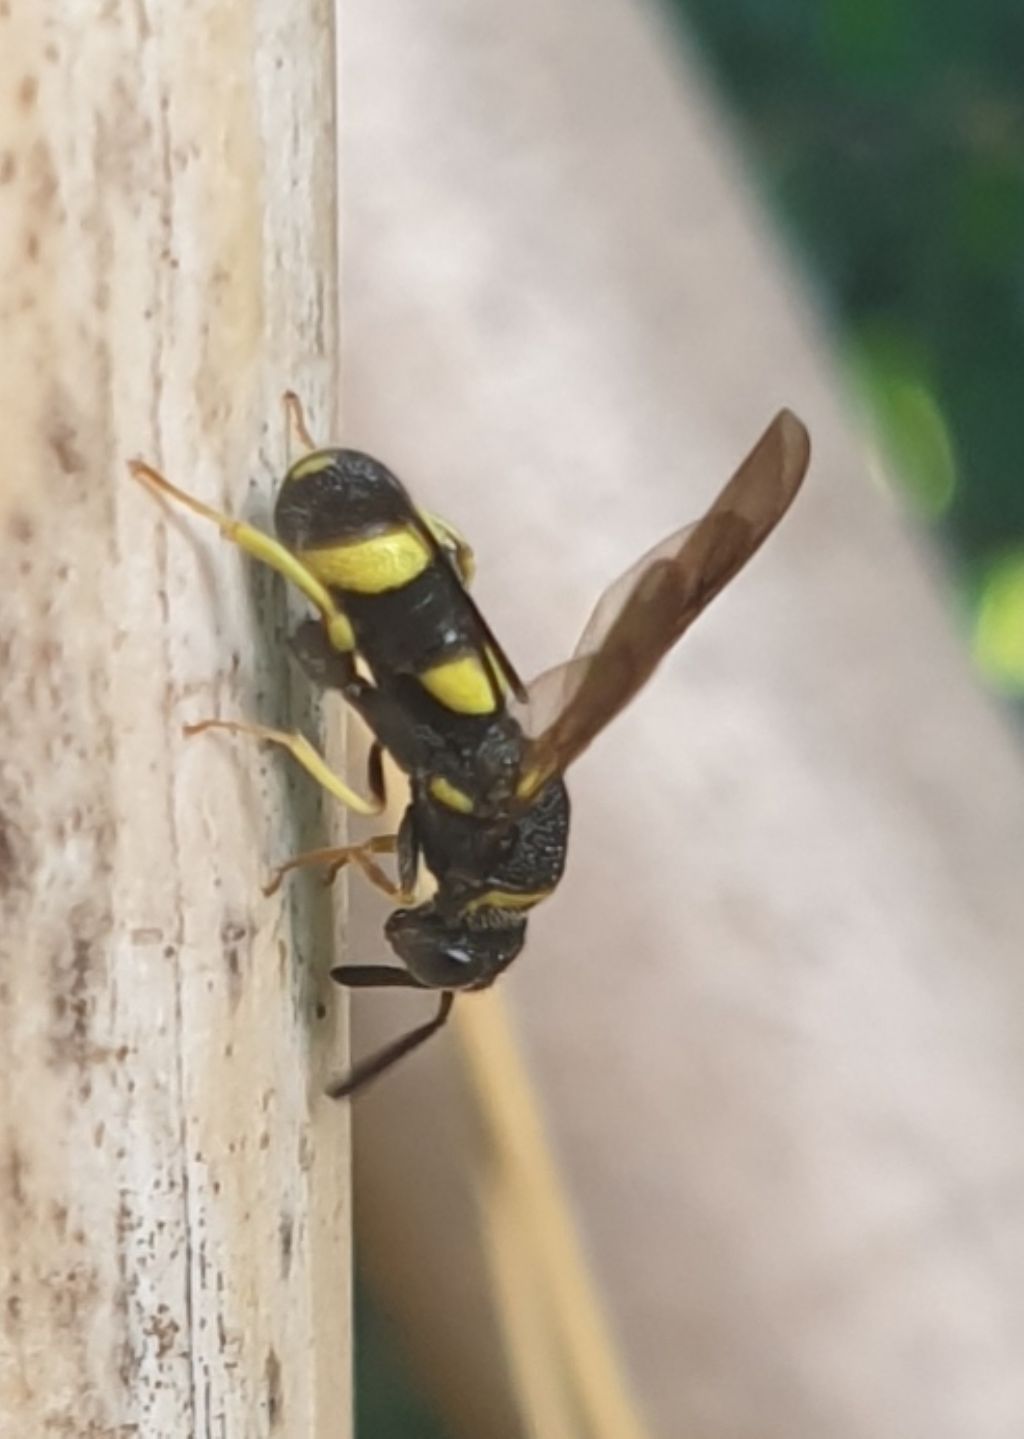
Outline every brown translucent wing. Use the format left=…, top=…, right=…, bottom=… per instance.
left=519, top=409, right=810, bottom=785
left=516, top=521, right=700, bottom=739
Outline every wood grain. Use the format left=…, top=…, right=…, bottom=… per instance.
left=0, top=3, right=350, bottom=1434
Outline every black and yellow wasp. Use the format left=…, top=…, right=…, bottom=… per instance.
left=130, top=397, right=809, bottom=1095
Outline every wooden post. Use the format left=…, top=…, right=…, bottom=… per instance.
left=0, top=3, right=350, bottom=1435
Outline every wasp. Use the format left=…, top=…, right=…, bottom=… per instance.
left=130, top=399, right=809, bottom=1096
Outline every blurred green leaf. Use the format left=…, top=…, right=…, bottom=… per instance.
left=849, top=320, right=957, bottom=516
left=668, top=0, right=1024, bottom=691
left=974, top=551, right=1024, bottom=690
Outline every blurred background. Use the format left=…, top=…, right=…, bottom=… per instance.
left=673, top=0, right=1024, bottom=702
left=338, top=1, right=1024, bottom=1436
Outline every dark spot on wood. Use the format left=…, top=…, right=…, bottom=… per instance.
left=221, top=919, right=247, bottom=948
left=50, top=1259, right=100, bottom=1329
left=70, top=935, right=93, bottom=1050
left=25, top=230, right=39, bottom=262
left=115, top=1326, right=134, bottom=1389
left=221, top=917, right=248, bottom=1001
left=0, top=809, right=17, bottom=892
left=279, top=1214, right=293, bottom=1277
left=115, top=1193, right=132, bottom=1256
left=27, top=138, right=57, bottom=212
left=48, top=416, right=84, bottom=474
left=265, top=1346, right=283, bottom=1428
left=145, top=1305, right=180, bottom=1360
left=0, top=151, right=15, bottom=183
left=7, top=510, right=32, bottom=543
left=4, top=1143, right=26, bottom=1206
left=18, top=75, right=38, bottom=110
left=315, top=1000, right=327, bottom=1021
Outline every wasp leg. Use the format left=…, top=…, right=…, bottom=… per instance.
left=263, top=834, right=411, bottom=902
left=127, top=459, right=354, bottom=653
left=324, top=844, right=410, bottom=897
left=184, top=718, right=383, bottom=817
left=367, top=740, right=386, bottom=808
left=325, top=992, right=455, bottom=1100
left=396, top=805, right=420, bottom=899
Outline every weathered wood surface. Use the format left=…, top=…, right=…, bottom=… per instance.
left=0, top=3, right=350, bottom=1435
left=340, top=2, right=1024, bottom=1437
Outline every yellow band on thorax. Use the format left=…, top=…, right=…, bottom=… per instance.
left=298, top=527, right=431, bottom=594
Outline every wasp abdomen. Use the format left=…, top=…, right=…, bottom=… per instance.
left=276, top=448, right=504, bottom=718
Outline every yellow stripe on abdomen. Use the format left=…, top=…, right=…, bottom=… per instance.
left=298, top=527, right=431, bottom=594
left=463, top=887, right=552, bottom=914
left=419, top=653, right=498, bottom=715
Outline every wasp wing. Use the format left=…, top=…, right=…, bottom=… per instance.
left=515, top=520, right=701, bottom=739
left=519, top=409, right=810, bottom=786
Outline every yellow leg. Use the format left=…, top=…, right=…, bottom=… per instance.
left=263, top=834, right=409, bottom=901
left=127, top=458, right=354, bottom=652
left=185, top=718, right=383, bottom=818
left=282, top=390, right=318, bottom=454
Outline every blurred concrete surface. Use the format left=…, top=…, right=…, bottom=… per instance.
left=339, top=2, right=1024, bottom=1436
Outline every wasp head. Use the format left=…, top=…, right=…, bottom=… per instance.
left=384, top=903, right=527, bottom=990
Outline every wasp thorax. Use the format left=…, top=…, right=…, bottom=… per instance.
left=470, top=721, right=527, bottom=811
